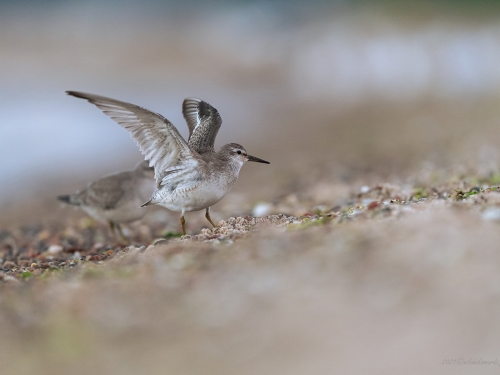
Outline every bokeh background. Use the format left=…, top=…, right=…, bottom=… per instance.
left=3, top=0, right=500, bottom=222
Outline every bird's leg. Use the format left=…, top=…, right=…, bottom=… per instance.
left=109, top=221, right=129, bottom=246
left=116, top=224, right=131, bottom=245
left=108, top=221, right=118, bottom=242
left=205, top=207, right=217, bottom=228
left=180, top=212, right=186, bottom=235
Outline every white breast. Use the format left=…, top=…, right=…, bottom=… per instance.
left=153, top=173, right=237, bottom=212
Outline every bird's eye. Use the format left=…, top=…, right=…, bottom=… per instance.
left=237, top=150, right=242, bottom=155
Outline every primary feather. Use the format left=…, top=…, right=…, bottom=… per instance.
left=182, top=98, right=222, bottom=154
left=66, top=91, right=199, bottom=186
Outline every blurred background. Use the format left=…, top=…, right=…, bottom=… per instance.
left=3, top=0, right=500, bottom=221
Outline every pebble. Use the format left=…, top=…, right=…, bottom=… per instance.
left=367, top=201, right=380, bottom=210
left=253, top=203, right=272, bottom=217
left=153, top=239, right=168, bottom=246
left=37, top=230, right=51, bottom=241
left=360, top=186, right=370, bottom=194
left=47, top=245, right=63, bottom=254
left=362, top=199, right=372, bottom=206
left=2, top=261, right=16, bottom=269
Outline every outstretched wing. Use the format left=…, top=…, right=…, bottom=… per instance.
left=67, top=91, right=199, bottom=186
left=182, top=98, right=222, bottom=153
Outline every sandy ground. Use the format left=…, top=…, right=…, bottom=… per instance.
left=3, top=161, right=500, bottom=375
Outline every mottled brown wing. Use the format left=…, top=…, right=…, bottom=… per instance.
left=67, top=91, right=199, bottom=184
left=182, top=98, right=222, bottom=154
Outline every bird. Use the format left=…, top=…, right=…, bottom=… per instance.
left=66, top=91, right=270, bottom=235
left=57, top=160, right=155, bottom=243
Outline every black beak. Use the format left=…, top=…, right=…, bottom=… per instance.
left=247, top=155, right=270, bottom=164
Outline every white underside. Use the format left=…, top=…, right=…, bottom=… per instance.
left=80, top=177, right=154, bottom=224
left=81, top=197, right=147, bottom=223
left=150, top=156, right=244, bottom=213
left=153, top=181, right=233, bottom=212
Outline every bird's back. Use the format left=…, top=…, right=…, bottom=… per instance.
left=58, top=169, right=154, bottom=223
left=79, top=171, right=134, bottom=210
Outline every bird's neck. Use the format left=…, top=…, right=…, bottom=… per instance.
left=212, top=152, right=244, bottom=176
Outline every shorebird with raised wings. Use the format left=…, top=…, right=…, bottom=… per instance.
left=66, top=91, right=270, bottom=235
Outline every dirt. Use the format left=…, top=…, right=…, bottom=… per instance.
left=2, top=165, right=500, bottom=375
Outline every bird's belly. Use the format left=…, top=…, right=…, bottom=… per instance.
left=155, top=181, right=231, bottom=212
left=81, top=199, right=146, bottom=224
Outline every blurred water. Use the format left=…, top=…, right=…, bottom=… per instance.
left=291, top=24, right=500, bottom=101
left=2, top=2, right=500, bottom=203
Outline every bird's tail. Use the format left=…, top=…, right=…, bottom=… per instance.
left=57, top=194, right=80, bottom=206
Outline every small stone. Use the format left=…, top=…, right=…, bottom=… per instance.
left=362, top=199, right=372, bottom=206
left=18, top=260, right=30, bottom=268
left=65, top=247, right=82, bottom=253
left=360, top=186, right=370, bottom=194
left=37, top=230, right=51, bottom=241
left=253, top=202, right=272, bottom=217
left=153, top=238, right=168, bottom=246
left=2, top=261, right=16, bottom=269
left=367, top=201, right=381, bottom=210
left=47, top=245, right=63, bottom=254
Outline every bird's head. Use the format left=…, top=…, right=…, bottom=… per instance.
left=220, top=143, right=270, bottom=167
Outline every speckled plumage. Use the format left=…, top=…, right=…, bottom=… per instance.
left=66, top=91, right=269, bottom=234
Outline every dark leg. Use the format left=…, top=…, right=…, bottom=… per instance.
left=180, top=215, right=186, bottom=235
left=108, top=221, right=117, bottom=242
left=205, top=207, right=217, bottom=228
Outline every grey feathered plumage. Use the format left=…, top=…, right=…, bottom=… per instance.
left=58, top=161, right=155, bottom=224
left=66, top=91, right=269, bottom=235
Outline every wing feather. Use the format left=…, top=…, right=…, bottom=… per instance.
left=67, top=91, right=198, bottom=185
left=182, top=98, right=222, bottom=153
